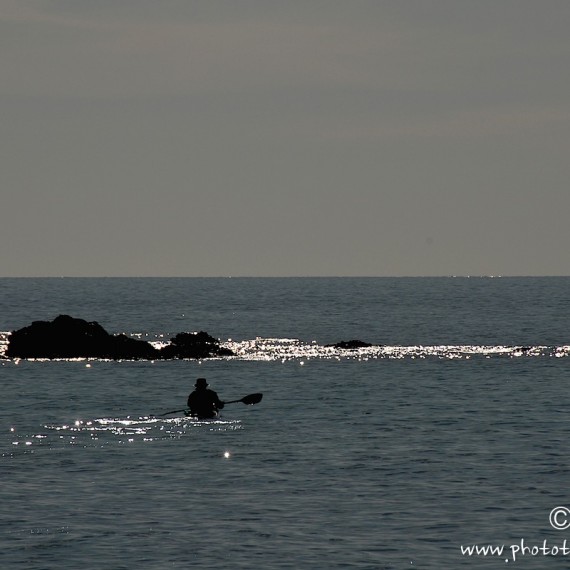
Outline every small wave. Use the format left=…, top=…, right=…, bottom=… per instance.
left=0, top=332, right=9, bottom=359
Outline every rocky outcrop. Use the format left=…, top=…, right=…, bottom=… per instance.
left=159, top=331, right=234, bottom=359
left=6, top=315, right=233, bottom=360
left=326, top=339, right=373, bottom=349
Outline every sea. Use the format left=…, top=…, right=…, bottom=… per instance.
left=1, top=276, right=570, bottom=569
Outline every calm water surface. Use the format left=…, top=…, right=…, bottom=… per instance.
left=1, top=277, right=570, bottom=569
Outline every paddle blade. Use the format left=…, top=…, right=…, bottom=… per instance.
left=240, top=393, right=263, bottom=405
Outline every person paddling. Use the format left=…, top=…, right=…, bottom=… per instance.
left=159, top=390, right=262, bottom=417
left=187, top=378, right=225, bottom=419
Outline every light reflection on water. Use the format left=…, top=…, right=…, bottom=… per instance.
left=7, top=416, right=242, bottom=453
left=2, top=330, right=569, bottom=362
left=221, top=338, right=570, bottom=361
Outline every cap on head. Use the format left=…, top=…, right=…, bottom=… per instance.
left=195, top=377, right=209, bottom=388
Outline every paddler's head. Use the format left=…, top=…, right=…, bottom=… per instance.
left=195, top=378, right=209, bottom=389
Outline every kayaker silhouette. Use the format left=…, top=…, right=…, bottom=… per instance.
left=187, top=378, right=225, bottom=419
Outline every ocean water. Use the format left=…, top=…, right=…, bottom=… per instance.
left=1, top=277, right=570, bottom=569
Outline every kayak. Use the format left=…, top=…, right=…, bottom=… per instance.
left=158, top=393, right=262, bottom=419
left=183, top=411, right=220, bottom=420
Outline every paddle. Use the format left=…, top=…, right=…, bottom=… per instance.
left=159, top=392, right=263, bottom=416
left=159, top=408, right=188, bottom=417
left=225, top=393, right=263, bottom=405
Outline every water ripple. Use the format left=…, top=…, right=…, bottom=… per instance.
left=222, top=338, right=570, bottom=362
left=5, top=416, right=242, bottom=454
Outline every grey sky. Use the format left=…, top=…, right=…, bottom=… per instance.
left=2, top=0, right=569, bottom=276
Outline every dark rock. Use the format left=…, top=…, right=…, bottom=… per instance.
left=6, top=315, right=233, bottom=360
left=159, top=331, right=234, bottom=359
left=326, top=339, right=373, bottom=350
left=106, top=333, right=159, bottom=360
left=6, top=315, right=158, bottom=360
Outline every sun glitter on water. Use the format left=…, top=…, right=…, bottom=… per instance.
left=223, top=451, right=231, bottom=459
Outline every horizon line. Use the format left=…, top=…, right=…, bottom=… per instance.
left=1, top=274, right=569, bottom=279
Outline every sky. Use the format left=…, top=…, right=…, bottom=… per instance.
left=1, top=0, right=569, bottom=277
